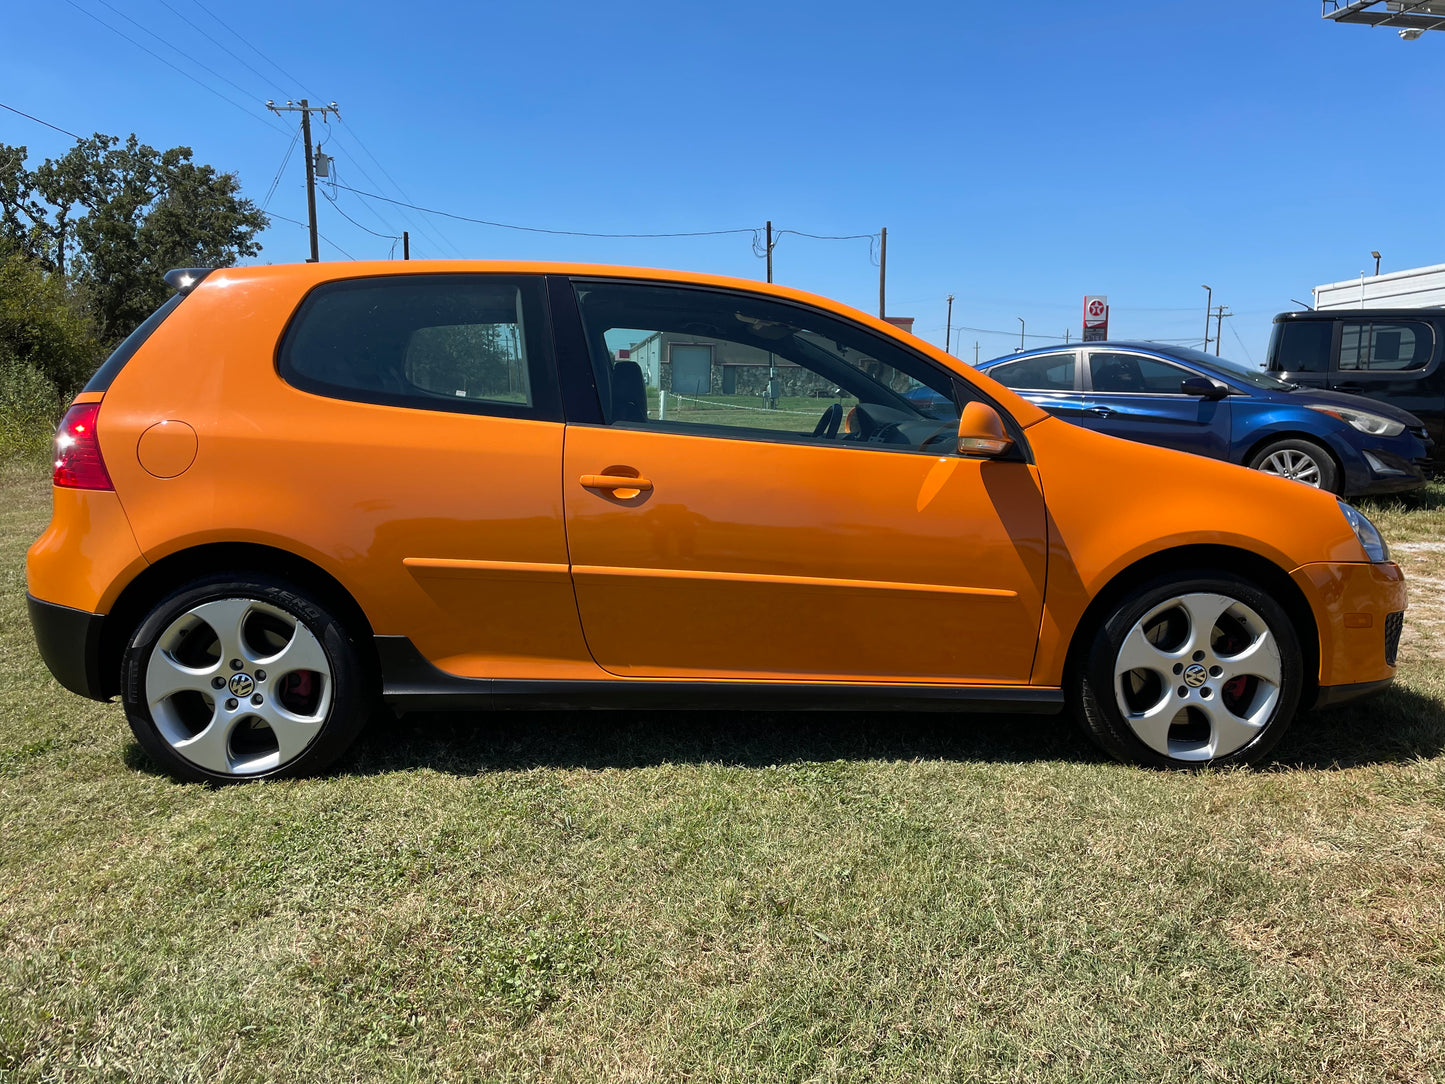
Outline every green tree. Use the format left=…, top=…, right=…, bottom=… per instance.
left=0, top=134, right=268, bottom=343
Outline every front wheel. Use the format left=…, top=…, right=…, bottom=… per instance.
left=1249, top=438, right=1339, bottom=493
left=1075, top=573, right=1303, bottom=768
left=121, top=575, right=372, bottom=783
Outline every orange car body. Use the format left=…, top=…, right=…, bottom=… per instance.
left=27, top=262, right=1405, bottom=714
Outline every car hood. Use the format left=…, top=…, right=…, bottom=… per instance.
left=1251, top=385, right=1427, bottom=427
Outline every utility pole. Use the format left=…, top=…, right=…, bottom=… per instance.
left=974, top=341, right=979, bottom=366
left=765, top=220, right=774, bottom=283
left=1065, top=328, right=1071, bottom=343
left=402, top=231, right=409, bottom=260
left=1213, top=304, right=1232, bottom=356
left=1017, top=317, right=1025, bottom=350
left=266, top=99, right=339, bottom=262
left=945, top=294, right=954, bottom=354
left=1201, top=284, right=1212, bottom=352
left=878, top=227, right=887, bottom=318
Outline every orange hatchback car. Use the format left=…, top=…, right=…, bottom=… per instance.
left=27, top=262, right=1406, bottom=782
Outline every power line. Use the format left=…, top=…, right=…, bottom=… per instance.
left=92, top=0, right=263, bottom=105
left=186, top=0, right=308, bottom=94
left=61, top=0, right=288, bottom=136
left=268, top=212, right=355, bottom=260
left=155, top=0, right=281, bottom=93
left=259, top=126, right=301, bottom=211
left=329, top=121, right=460, bottom=258
left=321, top=187, right=400, bottom=242
left=332, top=181, right=761, bottom=239
left=0, top=101, right=83, bottom=140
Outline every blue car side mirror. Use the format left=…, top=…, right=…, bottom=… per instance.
left=1181, top=376, right=1229, bottom=400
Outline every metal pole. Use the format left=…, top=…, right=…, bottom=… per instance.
left=1017, top=317, right=1025, bottom=350
left=1215, top=305, right=1224, bottom=356
left=974, top=341, right=979, bottom=366
left=300, top=100, right=318, bottom=263
left=766, top=220, right=773, bottom=283
left=878, top=227, right=887, bottom=318
left=945, top=294, right=954, bottom=353
left=1201, top=285, right=1212, bottom=352
left=403, top=231, right=409, bottom=260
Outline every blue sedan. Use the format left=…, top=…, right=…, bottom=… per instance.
left=974, top=342, right=1431, bottom=496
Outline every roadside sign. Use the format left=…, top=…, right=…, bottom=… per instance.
left=1083, top=295, right=1109, bottom=341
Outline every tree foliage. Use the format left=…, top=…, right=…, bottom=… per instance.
left=0, top=133, right=268, bottom=343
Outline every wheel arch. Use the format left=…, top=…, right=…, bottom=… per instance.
left=1061, top=543, right=1320, bottom=704
left=98, top=542, right=376, bottom=700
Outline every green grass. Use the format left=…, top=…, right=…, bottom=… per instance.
left=2, top=458, right=1444, bottom=1082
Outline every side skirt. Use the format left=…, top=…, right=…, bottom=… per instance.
left=376, top=636, right=1065, bottom=714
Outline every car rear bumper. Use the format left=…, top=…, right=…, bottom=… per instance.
left=1291, top=560, right=1406, bottom=696
left=27, top=594, right=109, bottom=701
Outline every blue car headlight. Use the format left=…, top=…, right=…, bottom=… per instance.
left=1307, top=404, right=1405, bottom=437
left=1339, top=499, right=1390, bottom=562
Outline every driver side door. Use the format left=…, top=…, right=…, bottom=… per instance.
left=559, top=278, right=1049, bottom=684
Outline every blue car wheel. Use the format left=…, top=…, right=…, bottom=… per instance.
left=1247, top=438, right=1339, bottom=493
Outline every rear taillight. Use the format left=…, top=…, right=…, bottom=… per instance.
left=53, top=403, right=113, bottom=490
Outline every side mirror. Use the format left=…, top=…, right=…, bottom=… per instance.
left=1181, top=376, right=1229, bottom=399
left=957, top=401, right=1013, bottom=457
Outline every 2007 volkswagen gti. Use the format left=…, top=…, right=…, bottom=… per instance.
left=27, top=262, right=1406, bottom=782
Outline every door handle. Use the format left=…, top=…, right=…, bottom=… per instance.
left=1085, top=406, right=1115, bottom=417
left=1334, top=383, right=1365, bottom=392
left=580, top=473, right=654, bottom=493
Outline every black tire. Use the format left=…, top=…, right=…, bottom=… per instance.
left=121, top=574, right=372, bottom=783
left=1074, top=572, right=1303, bottom=769
left=1247, top=438, right=1339, bottom=494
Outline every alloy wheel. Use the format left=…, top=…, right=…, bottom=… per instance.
left=1258, top=448, right=1322, bottom=487
left=145, top=597, right=333, bottom=776
left=1112, top=592, right=1282, bottom=762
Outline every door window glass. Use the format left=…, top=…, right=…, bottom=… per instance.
left=987, top=352, right=1075, bottom=391
left=279, top=275, right=557, bottom=418
left=572, top=280, right=968, bottom=453
left=1268, top=321, right=1332, bottom=373
left=1089, top=353, right=1191, bottom=394
left=1340, top=321, right=1432, bottom=371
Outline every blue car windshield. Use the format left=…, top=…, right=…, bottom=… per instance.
left=1162, top=345, right=1295, bottom=391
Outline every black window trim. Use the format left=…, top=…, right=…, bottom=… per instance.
left=557, top=274, right=1033, bottom=464
left=274, top=272, right=564, bottom=423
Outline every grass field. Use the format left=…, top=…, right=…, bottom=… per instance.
left=2, top=458, right=1443, bottom=1082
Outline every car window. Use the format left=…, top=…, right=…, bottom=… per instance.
left=572, top=280, right=967, bottom=453
left=1089, top=352, right=1191, bottom=394
left=1340, top=321, right=1433, bottom=372
left=1268, top=321, right=1332, bottom=373
left=987, top=352, right=1075, bottom=391
left=278, top=274, right=559, bottom=418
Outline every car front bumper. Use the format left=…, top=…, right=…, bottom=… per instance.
left=1291, top=560, right=1406, bottom=706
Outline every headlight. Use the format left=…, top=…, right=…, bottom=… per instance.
left=1307, top=404, right=1405, bottom=437
left=1339, top=500, right=1390, bottom=562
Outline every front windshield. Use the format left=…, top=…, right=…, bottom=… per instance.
left=1161, top=345, right=1295, bottom=391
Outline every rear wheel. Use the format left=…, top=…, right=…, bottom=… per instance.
left=121, top=575, right=371, bottom=783
left=1075, top=573, right=1303, bottom=768
left=1249, top=438, right=1339, bottom=493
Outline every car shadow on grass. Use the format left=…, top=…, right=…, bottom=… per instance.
left=338, top=708, right=1109, bottom=776
left=116, top=685, right=1445, bottom=779
left=1270, top=684, right=1445, bottom=770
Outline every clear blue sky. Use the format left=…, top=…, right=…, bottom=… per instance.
left=5, top=1, right=1441, bottom=365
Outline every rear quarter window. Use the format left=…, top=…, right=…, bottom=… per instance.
left=277, top=274, right=560, bottom=419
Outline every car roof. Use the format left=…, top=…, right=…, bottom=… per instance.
left=1274, top=308, right=1445, bottom=321
left=979, top=341, right=1191, bottom=365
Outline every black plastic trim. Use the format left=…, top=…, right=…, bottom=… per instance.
left=27, top=594, right=109, bottom=702
left=377, top=636, right=1065, bottom=714
left=1309, top=676, right=1394, bottom=711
